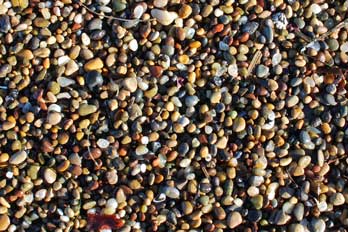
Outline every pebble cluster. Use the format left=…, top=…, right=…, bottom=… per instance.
left=1, top=0, right=348, bottom=231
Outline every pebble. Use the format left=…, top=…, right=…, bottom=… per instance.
left=47, top=112, right=62, bottom=125
left=97, top=139, right=110, bottom=149
left=151, top=9, right=178, bottom=26
left=9, top=151, right=27, bottom=165
left=0, top=215, right=10, bottom=231
left=0, top=15, right=10, bottom=33
left=256, top=64, right=269, bottom=78
left=84, top=58, right=104, bottom=71
left=233, top=117, right=246, bottom=132
left=227, top=212, right=242, bottom=229
left=330, top=193, right=345, bottom=206
left=163, top=186, right=180, bottom=199
left=311, top=219, right=326, bottom=232
left=153, top=0, right=168, bottom=8
left=129, top=39, right=138, bottom=52
left=85, top=71, right=103, bottom=90
left=44, top=168, right=57, bottom=184
left=78, top=104, right=97, bottom=116
left=123, top=77, right=138, bottom=92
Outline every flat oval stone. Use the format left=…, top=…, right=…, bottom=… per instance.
left=0, top=214, right=10, bottom=231
left=9, top=151, right=27, bottom=165
left=163, top=186, right=180, bottom=199
left=78, top=104, right=97, bottom=116
left=233, top=117, right=246, bottom=132
left=151, top=9, right=178, bottom=26
left=227, top=211, right=242, bottom=229
left=44, top=168, right=57, bottom=184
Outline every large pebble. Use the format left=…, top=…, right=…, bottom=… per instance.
left=256, top=64, right=269, bottom=78
left=47, top=112, right=62, bottom=125
left=151, top=9, right=178, bottom=26
left=44, top=168, right=57, bottom=184
left=0, top=215, right=10, bottom=231
left=78, top=104, right=97, bottom=116
left=153, top=0, right=167, bottom=8
left=233, top=117, right=246, bottom=132
left=123, top=77, right=138, bottom=92
left=164, top=186, right=180, bottom=199
left=227, top=211, right=242, bottom=229
left=311, top=219, right=326, bottom=232
left=84, top=58, right=104, bottom=71
left=9, top=151, right=27, bottom=165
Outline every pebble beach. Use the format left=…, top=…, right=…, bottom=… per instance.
left=1, top=0, right=348, bottom=231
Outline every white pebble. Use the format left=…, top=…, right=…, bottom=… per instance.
left=341, top=42, right=348, bottom=53
left=129, top=39, right=138, bottom=52
left=58, top=55, right=70, bottom=66
left=310, top=4, right=322, bottom=14
left=97, top=138, right=110, bottom=149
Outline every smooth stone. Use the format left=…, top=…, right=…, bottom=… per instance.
left=256, top=64, right=269, bottom=78
left=0, top=215, right=10, bottom=231
left=44, top=168, right=57, bottom=184
left=275, top=210, right=291, bottom=225
left=263, top=23, right=274, bottom=43
left=47, top=112, right=62, bottom=125
left=9, top=151, right=27, bottom=165
left=35, top=189, right=47, bottom=200
left=88, top=18, right=103, bottom=31
left=248, top=210, right=262, bottom=222
left=84, top=58, right=104, bottom=71
left=65, top=60, right=79, bottom=76
left=228, top=64, right=238, bottom=77
left=216, top=136, right=228, bottom=149
left=181, top=201, right=193, bottom=215
left=185, top=96, right=199, bottom=107
left=286, top=96, right=299, bottom=108
left=341, top=42, right=348, bottom=53
left=78, top=104, right=97, bottom=116
left=129, top=39, right=138, bottom=51
left=300, top=131, right=311, bottom=144
left=311, top=219, right=326, bottom=232
left=327, top=39, right=339, bottom=51
left=57, top=55, right=70, bottom=66
left=135, top=145, right=148, bottom=155
left=227, top=211, right=242, bottom=229
left=330, top=193, right=345, bottom=206
left=85, top=71, right=103, bottom=90
left=272, top=53, right=282, bottom=66
left=310, top=3, right=321, bottom=14
left=151, top=9, right=178, bottom=26
left=233, top=117, right=246, bottom=132
left=97, top=139, right=110, bottom=149
left=112, top=0, right=126, bottom=12
left=322, top=94, right=336, bottom=106
left=123, top=77, right=137, bottom=92
left=242, top=22, right=259, bottom=35
left=57, top=76, right=76, bottom=87
left=0, top=15, right=10, bottom=33
left=153, top=0, right=167, bottom=8
left=164, top=186, right=180, bottom=199
left=251, top=195, right=263, bottom=209
left=210, top=91, right=221, bottom=104
left=289, top=224, right=305, bottom=232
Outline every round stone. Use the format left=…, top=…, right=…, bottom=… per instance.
left=256, top=64, right=269, bottom=78
left=9, top=151, right=27, bottom=165
left=0, top=215, right=10, bottom=231
left=44, top=168, right=57, bottom=184
left=85, top=71, right=103, bottom=90
left=47, top=112, right=62, bottom=125
left=123, top=77, right=138, bottom=92
left=233, top=117, right=246, bottom=132
left=227, top=211, right=242, bottom=229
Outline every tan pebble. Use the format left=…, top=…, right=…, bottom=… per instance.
left=233, top=117, right=246, bottom=132
left=227, top=211, right=242, bottom=229
left=47, top=112, right=62, bottom=125
left=44, top=168, right=57, bottom=184
left=2, top=121, right=15, bottom=131
left=179, top=4, right=192, bottom=19
left=84, top=58, right=104, bottom=71
left=216, top=136, right=228, bottom=149
left=0, top=214, right=10, bottom=231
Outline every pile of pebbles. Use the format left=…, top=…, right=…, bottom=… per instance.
left=1, top=0, right=348, bottom=231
